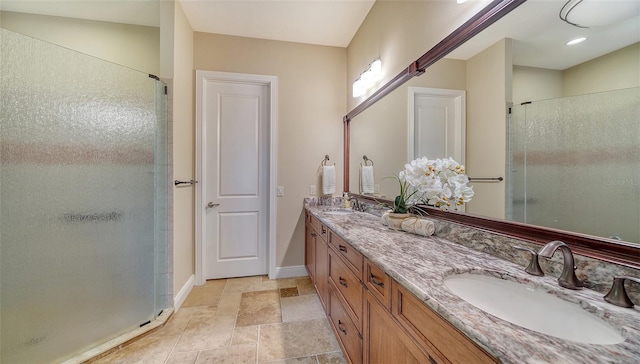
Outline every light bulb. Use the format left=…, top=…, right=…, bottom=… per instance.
left=566, top=37, right=586, bottom=46
left=352, top=79, right=364, bottom=98
left=370, top=59, right=382, bottom=81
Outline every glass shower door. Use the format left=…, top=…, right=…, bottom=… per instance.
left=0, top=28, right=165, bottom=363
left=507, top=87, right=640, bottom=243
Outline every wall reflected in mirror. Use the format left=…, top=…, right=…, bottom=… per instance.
left=348, top=0, right=639, bottom=244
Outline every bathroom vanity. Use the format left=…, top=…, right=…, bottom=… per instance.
left=304, top=203, right=640, bottom=364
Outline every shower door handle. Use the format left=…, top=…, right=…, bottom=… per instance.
left=207, top=202, right=220, bottom=208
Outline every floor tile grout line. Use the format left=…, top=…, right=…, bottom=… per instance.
left=160, top=293, right=205, bottom=364
left=255, top=325, right=262, bottom=364
left=156, top=276, right=344, bottom=364
left=161, top=330, right=182, bottom=364
left=171, top=278, right=229, bottom=361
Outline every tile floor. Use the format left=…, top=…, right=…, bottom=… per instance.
left=96, top=276, right=345, bottom=364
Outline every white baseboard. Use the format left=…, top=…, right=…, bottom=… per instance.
left=173, top=274, right=195, bottom=312
left=272, top=265, right=308, bottom=279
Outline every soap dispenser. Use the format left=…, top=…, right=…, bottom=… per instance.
left=341, top=192, right=351, bottom=209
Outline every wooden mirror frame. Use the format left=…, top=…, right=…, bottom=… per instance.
left=342, top=0, right=640, bottom=269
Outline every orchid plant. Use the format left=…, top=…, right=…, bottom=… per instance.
left=392, top=157, right=474, bottom=212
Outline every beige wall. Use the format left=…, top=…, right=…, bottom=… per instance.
left=512, top=66, right=562, bottom=104
left=171, top=2, right=195, bottom=297
left=0, top=11, right=160, bottom=75
left=563, top=42, right=640, bottom=96
left=465, top=39, right=511, bottom=219
left=193, top=33, right=346, bottom=268
left=512, top=42, right=640, bottom=104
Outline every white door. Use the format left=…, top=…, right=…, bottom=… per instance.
left=408, top=87, right=466, bottom=163
left=202, top=79, right=269, bottom=280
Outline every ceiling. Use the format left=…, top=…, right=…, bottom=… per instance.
left=450, top=0, right=640, bottom=70
left=179, top=0, right=375, bottom=47
left=0, top=0, right=375, bottom=48
left=1, top=0, right=638, bottom=69
left=0, top=0, right=161, bottom=28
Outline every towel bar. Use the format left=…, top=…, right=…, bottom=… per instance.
left=362, top=155, right=374, bottom=166
left=468, top=177, right=503, bottom=182
left=175, top=179, right=198, bottom=186
left=321, top=155, right=330, bottom=166
left=321, top=155, right=334, bottom=166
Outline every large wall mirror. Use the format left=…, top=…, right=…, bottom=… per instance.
left=346, top=0, right=639, bottom=267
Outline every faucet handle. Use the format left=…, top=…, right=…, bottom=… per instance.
left=604, top=276, right=640, bottom=308
left=513, top=246, right=544, bottom=276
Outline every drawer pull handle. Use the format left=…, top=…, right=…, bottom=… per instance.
left=370, top=274, right=385, bottom=287
left=339, top=245, right=347, bottom=252
left=338, top=320, right=347, bottom=334
left=428, top=355, right=438, bottom=364
left=322, top=227, right=327, bottom=234
left=339, top=277, right=348, bottom=287
left=311, top=232, right=317, bottom=237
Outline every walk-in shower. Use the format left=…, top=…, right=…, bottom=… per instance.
left=0, top=29, right=169, bottom=362
left=507, top=87, right=640, bottom=244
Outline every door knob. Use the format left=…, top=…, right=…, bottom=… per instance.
left=207, top=202, right=220, bottom=208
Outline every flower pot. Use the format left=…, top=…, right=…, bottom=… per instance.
left=384, top=212, right=411, bottom=230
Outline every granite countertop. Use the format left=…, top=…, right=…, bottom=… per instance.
left=304, top=204, right=640, bottom=364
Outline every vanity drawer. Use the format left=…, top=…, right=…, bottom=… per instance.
left=364, top=258, right=391, bottom=311
left=329, top=246, right=363, bottom=332
left=329, top=232, right=363, bottom=280
left=392, top=281, right=498, bottom=364
left=311, top=215, right=328, bottom=241
left=305, top=209, right=312, bottom=224
left=329, top=287, right=362, bottom=364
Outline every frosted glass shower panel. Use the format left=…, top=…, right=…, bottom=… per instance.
left=507, top=105, right=527, bottom=222
left=154, top=80, right=169, bottom=313
left=508, top=88, right=640, bottom=243
left=1, top=29, right=158, bottom=362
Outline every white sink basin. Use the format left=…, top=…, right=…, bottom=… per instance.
left=444, top=273, right=624, bottom=345
left=324, top=209, right=354, bottom=216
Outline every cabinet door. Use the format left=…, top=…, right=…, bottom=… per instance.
left=315, top=236, right=329, bottom=310
left=329, top=288, right=362, bottom=364
left=305, top=223, right=316, bottom=282
left=392, top=282, right=497, bottom=364
left=363, top=291, right=442, bottom=364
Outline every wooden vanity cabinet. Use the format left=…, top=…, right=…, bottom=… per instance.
left=306, top=212, right=329, bottom=309
left=364, top=290, right=441, bottom=364
left=305, top=209, right=498, bottom=364
left=314, top=221, right=329, bottom=310
left=330, top=232, right=363, bottom=279
left=304, top=213, right=316, bottom=281
left=364, top=258, right=391, bottom=310
left=330, top=288, right=363, bottom=364
left=392, top=282, right=498, bottom=364
left=328, top=245, right=363, bottom=332
left=327, top=233, right=364, bottom=364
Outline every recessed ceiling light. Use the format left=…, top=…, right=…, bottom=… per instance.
left=566, top=37, right=587, bottom=46
left=457, top=0, right=468, bottom=4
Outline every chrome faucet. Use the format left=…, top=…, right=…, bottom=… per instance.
left=604, top=276, right=640, bottom=308
left=351, top=197, right=365, bottom=212
left=513, top=246, right=544, bottom=276
left=538, top=240, right=583, bottom=290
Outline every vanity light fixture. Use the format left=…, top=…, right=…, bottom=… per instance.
left=352, top=59, right=382, bottom=98
left=566, top=37, right=586, bottom=46
left=560, top=0, right=640, bottom=28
